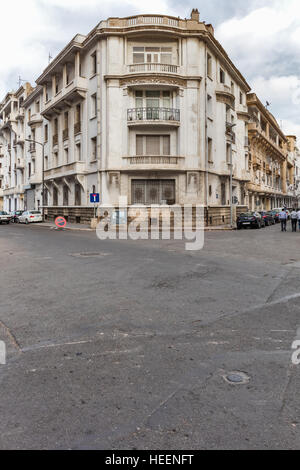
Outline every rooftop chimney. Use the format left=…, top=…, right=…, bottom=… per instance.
left=191, top=8, right=200, bottom=22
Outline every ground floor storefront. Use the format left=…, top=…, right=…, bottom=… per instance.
left=247, top=191, right=296, bottom=211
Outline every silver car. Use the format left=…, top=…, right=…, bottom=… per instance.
left=18, top=211, right=43, bottom=224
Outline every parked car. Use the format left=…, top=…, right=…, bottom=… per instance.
left=0, top=211, right=11, bottom=224
left=237, top=212, right=265, bottom=229
left=267, top=210, right=280, bottom=223
left=259, top=211, right=275, bottom=226
left=18, top=211, right=43, bottom=224
left=10, top=210, right=24, bottom=223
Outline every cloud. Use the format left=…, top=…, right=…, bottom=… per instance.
left=1, top=0, right=299, bottom=144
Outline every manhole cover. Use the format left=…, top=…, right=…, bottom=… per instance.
left=223, top=371, right=250, bottom=385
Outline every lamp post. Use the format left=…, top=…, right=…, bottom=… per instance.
left=25, top=139, right=45, bottom=221
left=227, top=123, right=237, bottom=228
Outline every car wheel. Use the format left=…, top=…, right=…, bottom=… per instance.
left=25, top=219, right=29, bottom=225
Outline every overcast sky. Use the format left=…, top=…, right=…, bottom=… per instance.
left=1, top=0, right=299, bottom=140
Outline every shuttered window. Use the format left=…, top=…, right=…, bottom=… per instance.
left=136, top=135, right=171, bottom=156
left=146, top=136, right=160, bottom=155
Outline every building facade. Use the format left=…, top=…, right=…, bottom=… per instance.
left=246, top=93, right=295, bottom=211
left=33, top=9, right=250, bottom=225
left=0, top=10, right=298, bottom=223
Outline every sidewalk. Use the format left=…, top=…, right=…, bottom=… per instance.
left=33, top=222, right=234, bottom=232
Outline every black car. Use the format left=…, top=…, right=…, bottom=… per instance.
left=10, top=210, right=24, bottom=223
left=260, top=211, right=275, bottom=226
left=267, top=210, right=280, bottom=223
left=237, top=212, right=264, bottom=229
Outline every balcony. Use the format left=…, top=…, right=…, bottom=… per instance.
left=29, top=174, right=42, bottom=185
left=16, top=108, right=24, bottom=121
left=44, top=161, right=87, bottom=180
left=128, top=63, right=179, bottom=74
left=216, top=84, right=235, bottom=108
left=42, top=77, right=87, bottom=119
left=28, top=113, right=43, bottom=127
left=127, top=108, right=180, bottom=127
left=123, top=155, right=184, bottom=171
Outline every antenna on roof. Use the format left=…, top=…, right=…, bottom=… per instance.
left=18, top=76, right=29, bottom=88
left=48, top=53, right=53, bottom=64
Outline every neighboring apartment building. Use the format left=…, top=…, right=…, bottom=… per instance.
left=246, top=93, right=295, bottom=211
left=286, top=135, right=300, bottom=206
left=33, top=9, right=251, bottom=225
left=0, top=83, right=33, bottom=212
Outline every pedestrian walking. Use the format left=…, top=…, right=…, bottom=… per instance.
left=279, top=208, right=287, bottom=232
left=291, top=209, right=298, bottom=232
left=297, top=208, right=300, bottom=231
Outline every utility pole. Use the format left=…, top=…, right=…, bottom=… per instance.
left=25, top=139, right=45, bottom=222
left=227, top=123, right=236, bottom=228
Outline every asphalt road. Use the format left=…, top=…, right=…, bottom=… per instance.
left=0, top=221, right=300, bottom=450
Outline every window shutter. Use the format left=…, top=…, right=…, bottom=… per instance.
left=136, top=136, right=144, bottom=155
left=146, top=136, right=160, bottom=155
left=163, top=136, right=170, bottom=155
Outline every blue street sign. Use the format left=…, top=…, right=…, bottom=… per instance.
left=90, top=193, right=100, bottom=204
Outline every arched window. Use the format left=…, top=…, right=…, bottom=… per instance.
left=75, top=184, right=81, bottom=206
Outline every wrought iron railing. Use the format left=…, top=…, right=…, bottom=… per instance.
left=127, top=107, right=180, bottom=122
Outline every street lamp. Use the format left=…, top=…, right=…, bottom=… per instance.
left=227, top=123, right=236, bottom=228
left=25, top=138, right=45, bottom=221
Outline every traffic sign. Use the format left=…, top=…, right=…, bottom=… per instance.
left=55, top=216, right=67, bottom=229
left=90, top=193, right=100, bottom=204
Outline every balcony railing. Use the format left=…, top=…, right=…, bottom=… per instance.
left=128, top=63, right=179, bottom=74
left=128, top=107, right=180, bottom=122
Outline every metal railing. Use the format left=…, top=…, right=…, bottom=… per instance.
left=128, top=63, right=179, bottom=73
left=127, top=107, right=180, bottom=122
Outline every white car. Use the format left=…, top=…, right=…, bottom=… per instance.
left=18, top=211, right=43, bottom=224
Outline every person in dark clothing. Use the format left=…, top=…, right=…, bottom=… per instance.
left=291, top=209, right=298, bottom=232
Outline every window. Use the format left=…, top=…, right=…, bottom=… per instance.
left=209, top=185, right=212, bottom=197
left=231, top=82, right=234, bottom=95
left=220, top=68, right=225, bottom=84
left=54, top=118, right=58, bottom=135
left=226, top=143, right=231, bottom=164
left=53, top=152, right=58, bottom=167
left=75, top=184, right=81, bottom=206
left=44, top=156, right=48, bottom=170
left=207, top=54, right=212, bottom=77
left=35, top=101, right=40, bottom=113
left=136, top=135, right=170, bottom=156
left=53, top=187, right=58, bottom=206
left=91, top=137, right=97, bottom=160
left=44, top=125, right=48, bottom=142
left=240, top=92, right=244, bottom=105
left=208, top=138, right=213, bottom=163
left=91, top=52, right=97, bottom=75
left=28, top=163, right=31, bottom=177
left=207, top=94, right=212, bottom=117
left=76, top=143, right=81, bottom=161
left=133, top=46, right=172, bottom=65
left=132, top=179, right=175, bottom=205
left=64, top=147, right=69, bottom=164
left=91, top=94, right=97, bottom=118
left=64, top=112, right=69, bottom=130
left=75, top=104, right=81, bottom=123
left=63, top=185, right=69, bottom=206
